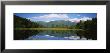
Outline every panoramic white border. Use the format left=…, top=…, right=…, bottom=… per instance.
left=5, top=5, right=106, bottom=49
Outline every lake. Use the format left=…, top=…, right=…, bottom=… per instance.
left=14, top=30, right=97, bottom=40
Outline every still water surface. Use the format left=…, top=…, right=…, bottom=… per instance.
left=14, top=30, right=97, bottom=40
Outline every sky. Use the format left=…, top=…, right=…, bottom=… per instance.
left=14, top=13, right=97, bottom=22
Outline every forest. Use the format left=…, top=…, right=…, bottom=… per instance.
left=14, top=15, right=97, bottom=31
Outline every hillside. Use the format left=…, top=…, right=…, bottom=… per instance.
left=14, top=15, right=76, bottom=28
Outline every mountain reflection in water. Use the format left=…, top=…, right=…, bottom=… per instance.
left=14, top=30, right=97, bottom=40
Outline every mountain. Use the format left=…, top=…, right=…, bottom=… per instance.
left=14, top=15, right=77, bottom=28
left=36, top=20, right=76, bottom=28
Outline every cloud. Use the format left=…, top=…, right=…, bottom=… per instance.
left=44, top=20, right=56, bottom=22
left=68, top=18, right=80, bottom=23
left=29, top=14, right=69, bottom=21
left=27, top=14, right=92, bottom=23
left=80, top=16, right=92, bottom=21
left=77, top=14, right=81, bottom=16
left=68, top=16, right=92, bottom=23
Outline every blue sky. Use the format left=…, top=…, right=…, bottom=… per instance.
left=14, top=13, right=97, bottom=22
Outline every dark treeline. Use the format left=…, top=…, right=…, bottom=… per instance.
left=74, top=18, right=97, bottom=30
left=14, top=15, right=44, bottom=28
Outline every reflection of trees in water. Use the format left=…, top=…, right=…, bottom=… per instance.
left=37, top=30, right=77, bottom=37
left=75, top=30, right=97, bottom=40
left=14, top=30, right=41, bottom=40
left=14, top=30, right=97, bottom=40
